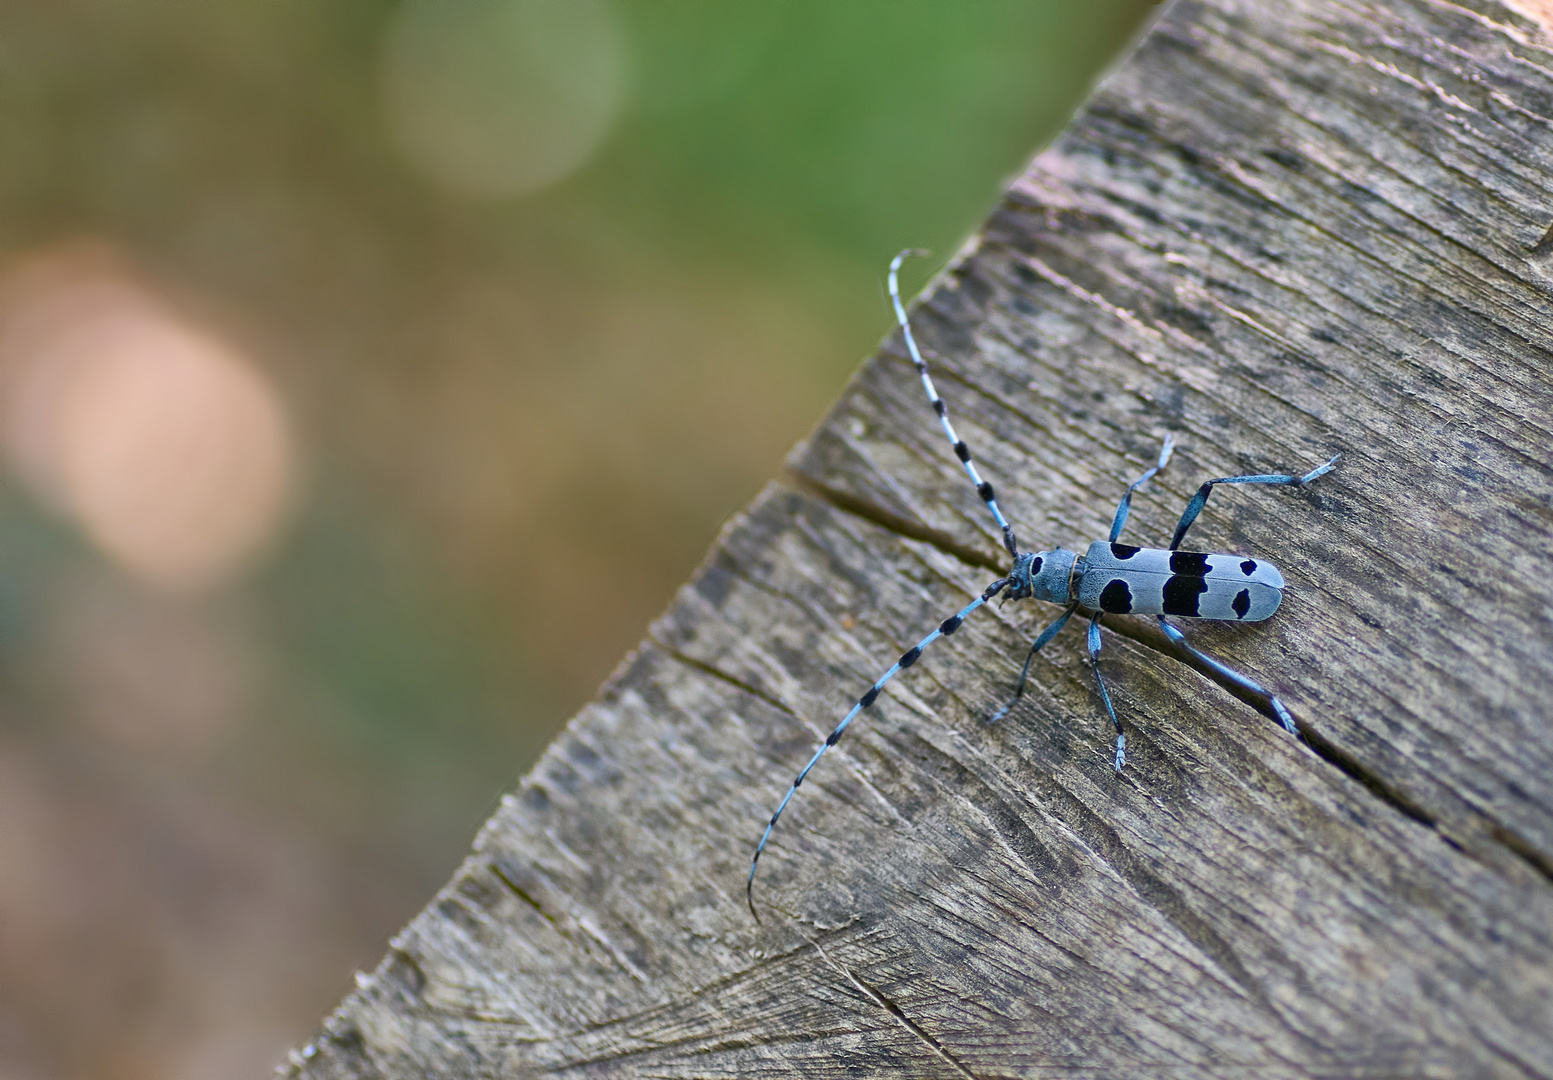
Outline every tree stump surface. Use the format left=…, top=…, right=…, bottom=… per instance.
left=285, top=1, right=1553, bottom=1076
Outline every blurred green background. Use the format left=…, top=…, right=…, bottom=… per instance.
left=0, top=1, right=1155, bottom=1076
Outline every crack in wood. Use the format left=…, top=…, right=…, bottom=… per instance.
left=490, top=859, right=564, bottom=932
left=807, top=935, right=983, bottom=1080
left=644, top=633, right=800, bottom=720
left=783, top=468, right=1006, bottom=573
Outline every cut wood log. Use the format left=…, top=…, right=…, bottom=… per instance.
left=283, top=0, right=1553, bottom=1075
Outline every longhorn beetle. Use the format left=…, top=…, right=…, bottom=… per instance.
left=746, top=250, right=1339, bottom=918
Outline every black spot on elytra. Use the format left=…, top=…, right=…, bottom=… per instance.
left=1170, top=551, right=1211, bottom=575
left=1162, top=575, right=1208, bottom=617
left=1099, top=579, right=1133, bottom=614
left=1240, top=559, right=1257, bottom=576
left=1109, top=543, right=1141, bottom=559
left=1232, top=589, right=1252, bottom=619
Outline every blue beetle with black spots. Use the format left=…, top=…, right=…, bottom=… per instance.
left=746, top=252, right=1338, bottom=917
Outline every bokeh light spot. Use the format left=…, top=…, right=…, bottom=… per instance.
left=380, top=0, right=627, bottom=199
left=0, top=246, right=296, bottom=592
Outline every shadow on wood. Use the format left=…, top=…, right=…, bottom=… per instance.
left=285, top=0, right=1553, bottom=1075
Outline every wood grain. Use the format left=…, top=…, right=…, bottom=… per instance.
left=284, top=1, right=1553, bottom=1075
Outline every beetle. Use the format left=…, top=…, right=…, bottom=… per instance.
left=746, top=251, right=1338, bottom=917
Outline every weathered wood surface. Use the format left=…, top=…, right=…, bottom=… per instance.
left=285, top=1, right=1553, bottom=1076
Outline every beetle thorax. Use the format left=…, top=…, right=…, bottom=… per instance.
left=1010, top=548, right=1079, bottom=604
